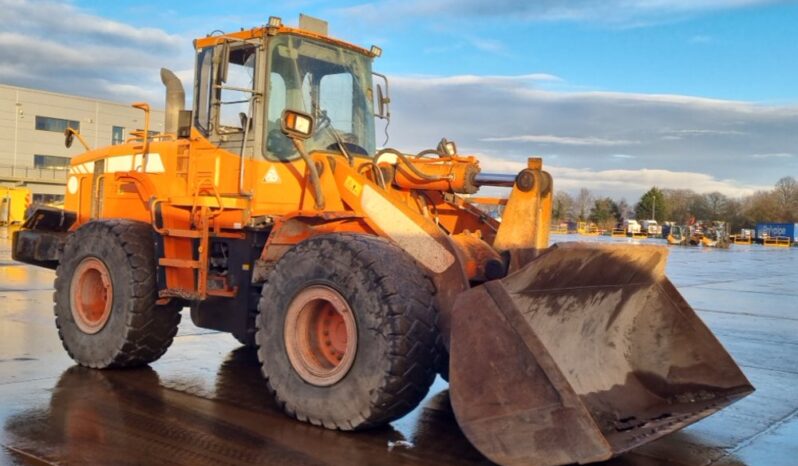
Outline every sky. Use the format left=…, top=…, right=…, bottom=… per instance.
left=1, top=0, right=797, bottom=200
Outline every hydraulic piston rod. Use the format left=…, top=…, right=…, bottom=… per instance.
left=473, top=173, right=516, bottom=188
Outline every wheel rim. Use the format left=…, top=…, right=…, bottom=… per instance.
left=284, top=285, right=357, bottom=386
left=70, top=257, right=113, bottom=334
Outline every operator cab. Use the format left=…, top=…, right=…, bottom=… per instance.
left=191, top=15, right=387, bottom=162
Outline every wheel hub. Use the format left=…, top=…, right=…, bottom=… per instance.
left=70, top=257, right=113, bottom=334
left=284, top=285, right=357, bottom=386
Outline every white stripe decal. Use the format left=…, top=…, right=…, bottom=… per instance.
left=69, top=154, right=165, bottom=177
left=360, top=185, right=455, bottom=274
left=104, top=154, right=165, bottom=174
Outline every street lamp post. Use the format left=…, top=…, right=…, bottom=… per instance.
left=14, top=92, right=21, bottom=178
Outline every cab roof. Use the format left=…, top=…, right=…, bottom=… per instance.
left=193, top=24, right=375, bottom=58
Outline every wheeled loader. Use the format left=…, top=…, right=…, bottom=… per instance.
left=12, top=15, right=753, bottom=466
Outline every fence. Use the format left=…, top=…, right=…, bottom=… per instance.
left=0, top=165, right=68, bottom=184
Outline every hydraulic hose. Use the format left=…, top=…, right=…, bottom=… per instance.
left=416, top=148, right=443, bottom=158
left=374, top=148, right=452, bottom=182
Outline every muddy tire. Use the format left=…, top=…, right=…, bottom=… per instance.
left=54, top=219, right=182, bottom=368
left=257, top=233, right=439, bottom=430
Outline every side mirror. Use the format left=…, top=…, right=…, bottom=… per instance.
left=63, top=127, right=91, bottom=151
left=281, top=109, right=314, bottom=140
left=64, top=128, right=74, bottom=149
left=373, top=72, right=391, bottom=120
left=377, top=85, right=387, bottom=118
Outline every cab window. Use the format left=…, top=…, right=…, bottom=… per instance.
left=216, top=45, right=257, bottom=132
left=264, top=35, right=375, bottom=161
left=194, top=47, right=213, bottom=135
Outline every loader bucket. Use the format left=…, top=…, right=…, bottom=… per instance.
left=449, top=243, right=753, bottom=466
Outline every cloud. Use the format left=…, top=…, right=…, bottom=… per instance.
left=689, top=34, right=716, bottom=44
left=0, top=0, right=191, bottom=103
left=549, top=166, right=770, bottom=198
left=480, top=135, right=638, bottom=146
left=473, top=154, right=769, bottom=198
left=338, top=0, right=786, bottom=25
left=393, top=74, right=562, bottom=87
left=383, top=73, right=798, bottom=198
left=0, top=0, right=181, bottom=50
left=662, top=129, right=746, bottom=136
left=463, top=35, right=506, bottom=54
left=750, top=152, right=794, bottom=159
left=0, top=0, right=791, bottom=202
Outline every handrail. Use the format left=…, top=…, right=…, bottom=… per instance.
left=131, top=102, right=151, bottom=172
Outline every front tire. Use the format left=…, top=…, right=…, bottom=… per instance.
left=54, top=220, right=181, bottom=368
left=257, top=233, right=439, bottom=430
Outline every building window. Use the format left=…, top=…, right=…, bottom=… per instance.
left=35, top=116, right=80, bottom=133
left=32, top=194, right=65, bottom=205
left=34, top=155, right=70, bottom=170
left=130, top=130, right=159, bottom=142
left=112, top=126, right=125, bottom=145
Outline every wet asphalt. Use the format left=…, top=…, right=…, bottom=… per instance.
left=0, top=228, right=796, bottom=465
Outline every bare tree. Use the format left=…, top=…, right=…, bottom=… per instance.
left=773, top=176, right=798, bottom=222
left=573, top=188, right=593, bottom=222
left=742, top=191, right=779, bottom=224
left=704, top=192, right=729, bottom=220
left=616, top=199, right=632, bottom=220
left=552, top=191, right=574, bottom=223
left=662, top=189, right=693, bottom=223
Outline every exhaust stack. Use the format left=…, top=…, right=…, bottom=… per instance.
left=160, top=68, right=185, bottom=135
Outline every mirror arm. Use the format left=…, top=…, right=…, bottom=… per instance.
left=291, top=138, right=326, bottom=210
left=237, top=96, right=257, bottom=198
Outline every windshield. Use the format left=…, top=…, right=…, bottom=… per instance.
left=265, top=34, right=376, bottom=161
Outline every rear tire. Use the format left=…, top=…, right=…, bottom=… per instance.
left=257, top=233, right=439, bottom=430
left=54, top=220, right=181, bottom=368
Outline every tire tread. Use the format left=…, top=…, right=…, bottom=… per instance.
left=55, top=219, right=181, bottom=368
left=257, top=233, right=439, bottom=430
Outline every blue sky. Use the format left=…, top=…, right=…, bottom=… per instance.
left=1, top=0, right=797, bottom=199
left=73, top=0, right=798, bottom=102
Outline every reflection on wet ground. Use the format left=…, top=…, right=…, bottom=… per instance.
left=1, top=229, right=796, bottom=465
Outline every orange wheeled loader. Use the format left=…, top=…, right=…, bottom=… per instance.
left=12, top=15, right=753, bottom=466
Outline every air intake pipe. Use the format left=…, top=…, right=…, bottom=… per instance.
left=160, top=68, right=185, bottom=136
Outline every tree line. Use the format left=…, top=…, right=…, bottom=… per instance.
left=551, top=176, right=798, bottom=233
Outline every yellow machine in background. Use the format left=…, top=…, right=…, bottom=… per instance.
left=0, top=187, right=30, bottom=225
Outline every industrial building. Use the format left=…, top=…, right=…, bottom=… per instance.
left=0, top=83, right=164, bottom=203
